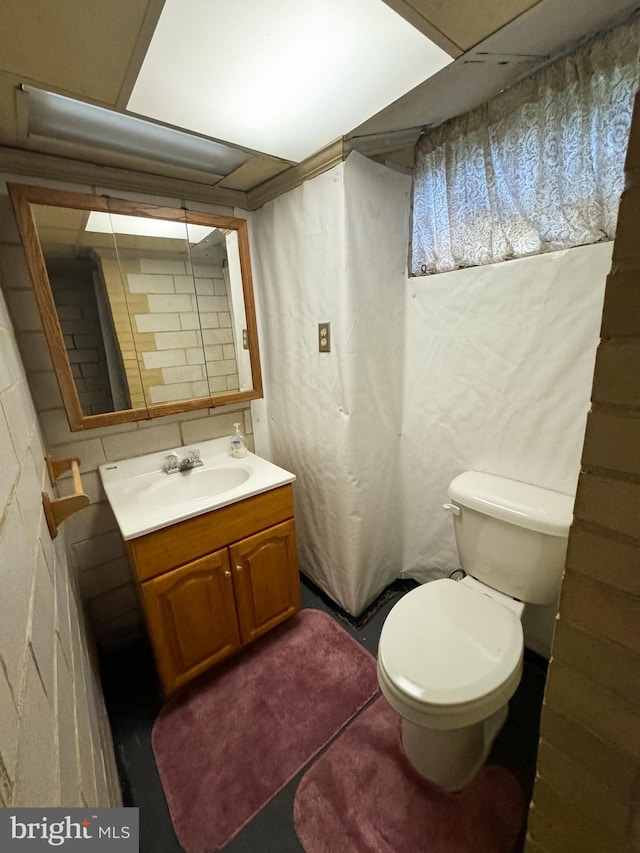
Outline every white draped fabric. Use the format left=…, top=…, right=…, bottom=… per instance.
left=411, top=16, right=640, bottom=276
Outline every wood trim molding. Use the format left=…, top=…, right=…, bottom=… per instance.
left=2, top=136, right=350, bottom=212
left=7, top=182, right=86, bottom=429
left=0, top=145, right=248, bottom=209
left=245, top=139, right=346, bottom=210
left=236, top=219, right=263, bottom=397
left=344, top=127, right=423, bottom=158
left=7, top=181, right=263, bottom=432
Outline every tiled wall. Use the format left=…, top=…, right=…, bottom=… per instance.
left=0, top=266, right=120, bottom=806
left=526, top=94, right=640, bottom=852
left=0, top=178, right=254, bottom=647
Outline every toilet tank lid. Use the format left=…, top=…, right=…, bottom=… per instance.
left=448, top=471, right=574, bottom=537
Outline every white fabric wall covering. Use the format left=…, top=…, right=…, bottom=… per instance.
left=401, top=241, right=611, bottom=654
left=249, top=151, right=610, bottom=651
left=401, top=240, right=611, bottom=576
left=250, top=153, right=411, bottom=615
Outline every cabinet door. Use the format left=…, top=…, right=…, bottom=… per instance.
left=140, top=549, right=241, bottom=694
left=230, top=519, right=301, bottom=645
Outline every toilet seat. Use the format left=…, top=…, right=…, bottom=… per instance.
left=377, top=579, right=523, bottom=730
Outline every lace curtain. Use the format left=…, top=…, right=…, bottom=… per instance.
left=411, top=16, right=640, bottom=276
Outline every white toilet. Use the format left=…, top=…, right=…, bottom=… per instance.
left=377, top=470, right=574, bottom=791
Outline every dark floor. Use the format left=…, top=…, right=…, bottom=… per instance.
left=98, top=577, right=548, bottom=853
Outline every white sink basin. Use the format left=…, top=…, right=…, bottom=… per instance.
left=146, top=466, right=251, bottom=506
left=99, top=436, right=295, bottom=540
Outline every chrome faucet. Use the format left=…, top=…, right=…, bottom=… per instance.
left=163, top=449, right=203, bottom=474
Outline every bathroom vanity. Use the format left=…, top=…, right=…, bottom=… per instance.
left=100, top=438, right=300, bottom=694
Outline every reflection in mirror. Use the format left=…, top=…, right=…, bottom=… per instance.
left=9, top=184, right=262, bottom=431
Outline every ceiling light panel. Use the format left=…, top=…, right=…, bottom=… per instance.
left=26, top=86, right=251, bottom=174
left=85, top=211, right=215, bottom=243
left=127, top=0, right=453, bottom=163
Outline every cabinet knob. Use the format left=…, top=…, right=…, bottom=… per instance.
left=224, top=570, right=231, bottom=578
left=235, top=564, right=243, bottom=573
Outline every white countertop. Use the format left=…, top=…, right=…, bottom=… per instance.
left=99, top=436, right=296, bottom=540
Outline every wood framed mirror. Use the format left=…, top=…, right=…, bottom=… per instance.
left=9, top=183, right=262, bottom=431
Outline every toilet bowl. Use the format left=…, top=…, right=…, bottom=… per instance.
left=377, top=471, right=574, bottom=791
left=378, top=577, right=524, bottom=790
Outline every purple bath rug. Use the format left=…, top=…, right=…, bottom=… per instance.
left=294, top=696, right=526, bottom=853
left=152, top=609, right=379, bottom=852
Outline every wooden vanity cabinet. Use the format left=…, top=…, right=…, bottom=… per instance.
left=139, top=549, right=242, bottom=693
left=230, top=519, right=300, bottom=645
left=127, top=485, right=300, bottom=695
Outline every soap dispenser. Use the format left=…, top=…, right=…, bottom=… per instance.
left=230, top=422, right=248, bottom=458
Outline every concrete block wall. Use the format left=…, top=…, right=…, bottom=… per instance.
left=94, top=248, right=239, bottom=408
left=49, top=266, right=114, bottom=415
left=0, top=267, right=120, bottom=807
left=129, top=256, right=238, bottom=403
left=94, top=252, right=148, bottom=410
left=526, top=93, right=640, bottom=852
left=0, top=177, right=254, bottom=648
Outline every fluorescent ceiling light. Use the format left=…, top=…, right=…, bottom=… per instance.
left=25, top=85, right=252, bottom=174
left=128, top=0, right=453, bottom=162
left=86, top=211, right=215, bottom=243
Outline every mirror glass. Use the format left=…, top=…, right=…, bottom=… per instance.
left=9, top=184, right=262, bottom=430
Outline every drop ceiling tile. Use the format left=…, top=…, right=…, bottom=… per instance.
left=351, top=0, right=639, bottom=139
left=401, top=0, right=541, bottom=50
left=0, top=71, right=20, bottom=142
left=217, top=156, right=293, bottom=192
left=0, top=0, right=152, bottom=106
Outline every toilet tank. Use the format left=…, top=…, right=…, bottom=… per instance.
left=447, top=472, right=574, bottom=605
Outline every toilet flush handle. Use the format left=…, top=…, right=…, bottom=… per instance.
left=442, top=503, right=461, bottom=516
